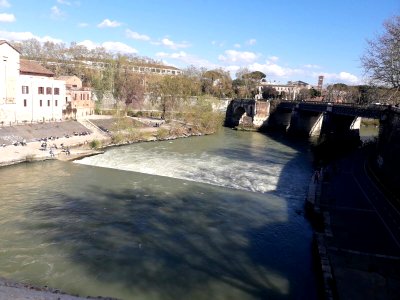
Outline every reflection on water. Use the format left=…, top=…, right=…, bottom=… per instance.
left=0, top=129, right=317, bottom=299
left=360, top=125, right=379, bottom=142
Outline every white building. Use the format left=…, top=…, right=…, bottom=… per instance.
left=255, top=80, right=312, bottom=100
left=0, top=40, right=66, bottom=124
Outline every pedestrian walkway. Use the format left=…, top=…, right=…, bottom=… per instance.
left=317, top=148, right=400, bottom=299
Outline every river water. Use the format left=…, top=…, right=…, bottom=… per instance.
left=0, top=128, right=317, bottom=300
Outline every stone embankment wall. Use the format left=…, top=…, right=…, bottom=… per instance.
left=376, top=108, right=400, bottom=196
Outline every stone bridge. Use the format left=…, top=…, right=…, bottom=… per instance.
left=225, top=99, right=390, bottom=139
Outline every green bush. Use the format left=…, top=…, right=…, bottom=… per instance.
left=89, top=139, right=102, bottom=149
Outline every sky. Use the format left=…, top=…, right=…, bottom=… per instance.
left=0, top=0, right=399, bottom=86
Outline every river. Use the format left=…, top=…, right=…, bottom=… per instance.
left=0, top=128, right=318, bottom=300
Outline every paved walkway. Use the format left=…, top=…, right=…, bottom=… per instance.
left=319, top=147, right=400, bottom=299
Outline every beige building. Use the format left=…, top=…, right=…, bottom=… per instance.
left=0, top=40, right=66, bottom=124
left=56, top=75, right=95, bottom=119
left=256, top=80, right=311, bottom=100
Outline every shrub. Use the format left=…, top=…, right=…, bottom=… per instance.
left=155, top=128, right=170, bottom=139
left=89, top=139, right=102, bottom=149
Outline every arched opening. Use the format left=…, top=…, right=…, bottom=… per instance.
left=232, top=106, right=246, bottom=127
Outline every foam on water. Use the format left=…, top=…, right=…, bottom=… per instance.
left=76, top=142, right=283, bottom=194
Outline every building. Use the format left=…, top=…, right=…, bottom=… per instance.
left=56, top=75, right=95, bottom=119
left=256, top=80, right=311, bottom=100
left=45, top=59, right=183, bottom=76
left=0, top=40, right=66, bottom=124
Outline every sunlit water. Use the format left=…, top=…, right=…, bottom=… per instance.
left=0, top=129, right=317, bottom=299
left=360, top=125, right=379, bottom=142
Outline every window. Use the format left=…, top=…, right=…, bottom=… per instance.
left=24, top=99, right=27, bottom=107
left=47, top=100, right=50, bottom=107
left=65, top=97, right=68, bottom=103
left=55, top=100, right=58, bottom=107
left=46, top=87, right=52, bottom=95
left=38, top=87, right=44, bottom=94
left=54, top=88, right=60, bottom=95
left=22, top=86, right=29, bottom=94
left=40, top=100, right=42, bottom=107
left=72, top=85, right=77, bottom=88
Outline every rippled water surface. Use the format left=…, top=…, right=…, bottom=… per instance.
left=0, top=129, right=317, bottom=299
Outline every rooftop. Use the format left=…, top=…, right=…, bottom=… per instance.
left=19, top=59, right=54, bottom=77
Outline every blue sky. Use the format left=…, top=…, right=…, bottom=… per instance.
left=0, top=0, right=399, bottom=85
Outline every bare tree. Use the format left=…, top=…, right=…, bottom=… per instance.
left=361, top=15, right=400, bottom=89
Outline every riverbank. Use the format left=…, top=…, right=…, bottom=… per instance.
left=0, top=277, right=118, bottom=300
left=0, top=116, right=207, bottom=168
left=307, top=146, right=400, bottom=300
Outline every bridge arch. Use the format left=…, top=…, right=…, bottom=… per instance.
left=232, top=106, right=246, bottom=127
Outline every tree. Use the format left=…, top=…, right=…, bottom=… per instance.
left=361, top=15, right=400, bottom=89
left=297, top=88, right=311, bottom=101
left=114, top=68, right=145, bottom=109
left=261, top=86, right=278, bottom=99
left=242, top=71, right=266, bottom=81
left=201, top=69, right=232, bottom=98
left=234, top=68, right=263, bottom=98
left=310, top=88, right=321, bottom=98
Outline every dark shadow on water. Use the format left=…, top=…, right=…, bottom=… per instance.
left=28, top=185, right=293, bottom=299
left=15, top=129, right=318, bottom=300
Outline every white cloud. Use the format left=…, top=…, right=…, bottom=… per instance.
left=156, top=51, right=187, bottom=59
left=0, top=13, right=15, bottom=22
left=77, top=39, right=98, bottom=50
left=246, top=57, right=304, bottom=78
left=218, top=50, right=259, bottom=63
left=304, top=64, right=321, bottom=69
left=225, top=65, right=241, bottom=74
left=0, top=30, right=63, bottom=43
left=156, top=51, right=216, bottom=69
left=102, top=41, right=137, bottom=53
left=319, top=71, right=360, bottom=84
left=97, top=19, right=121, bottom=28
left=211, top=40, right=225, bottom=47
left=50, top=6, right=63, bottom=19
left=78, top=40, right=137, bottom=54
left=77, top=22, right=89, bottom=27
left=153, top=38, right=190, bottom=50
left=126, top=29, right=150, bottom=41
left=0, top=0, right=10, bottom=8
left=57, top=0, right=71, bottom=5
left=247, top=38, right=256, bottom=45
left=234, top=43, right=241, bottom=48
left=337, top=72, right=359, bottom=83
left=268, top=56, right=279, bottom=62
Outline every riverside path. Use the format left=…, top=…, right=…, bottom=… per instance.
left=320, top=147, right=400, bottom=299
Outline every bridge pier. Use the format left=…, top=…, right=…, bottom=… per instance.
left=320, top=113, right=361, bottom=141
left=288, top=110, right=324, bottom=137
